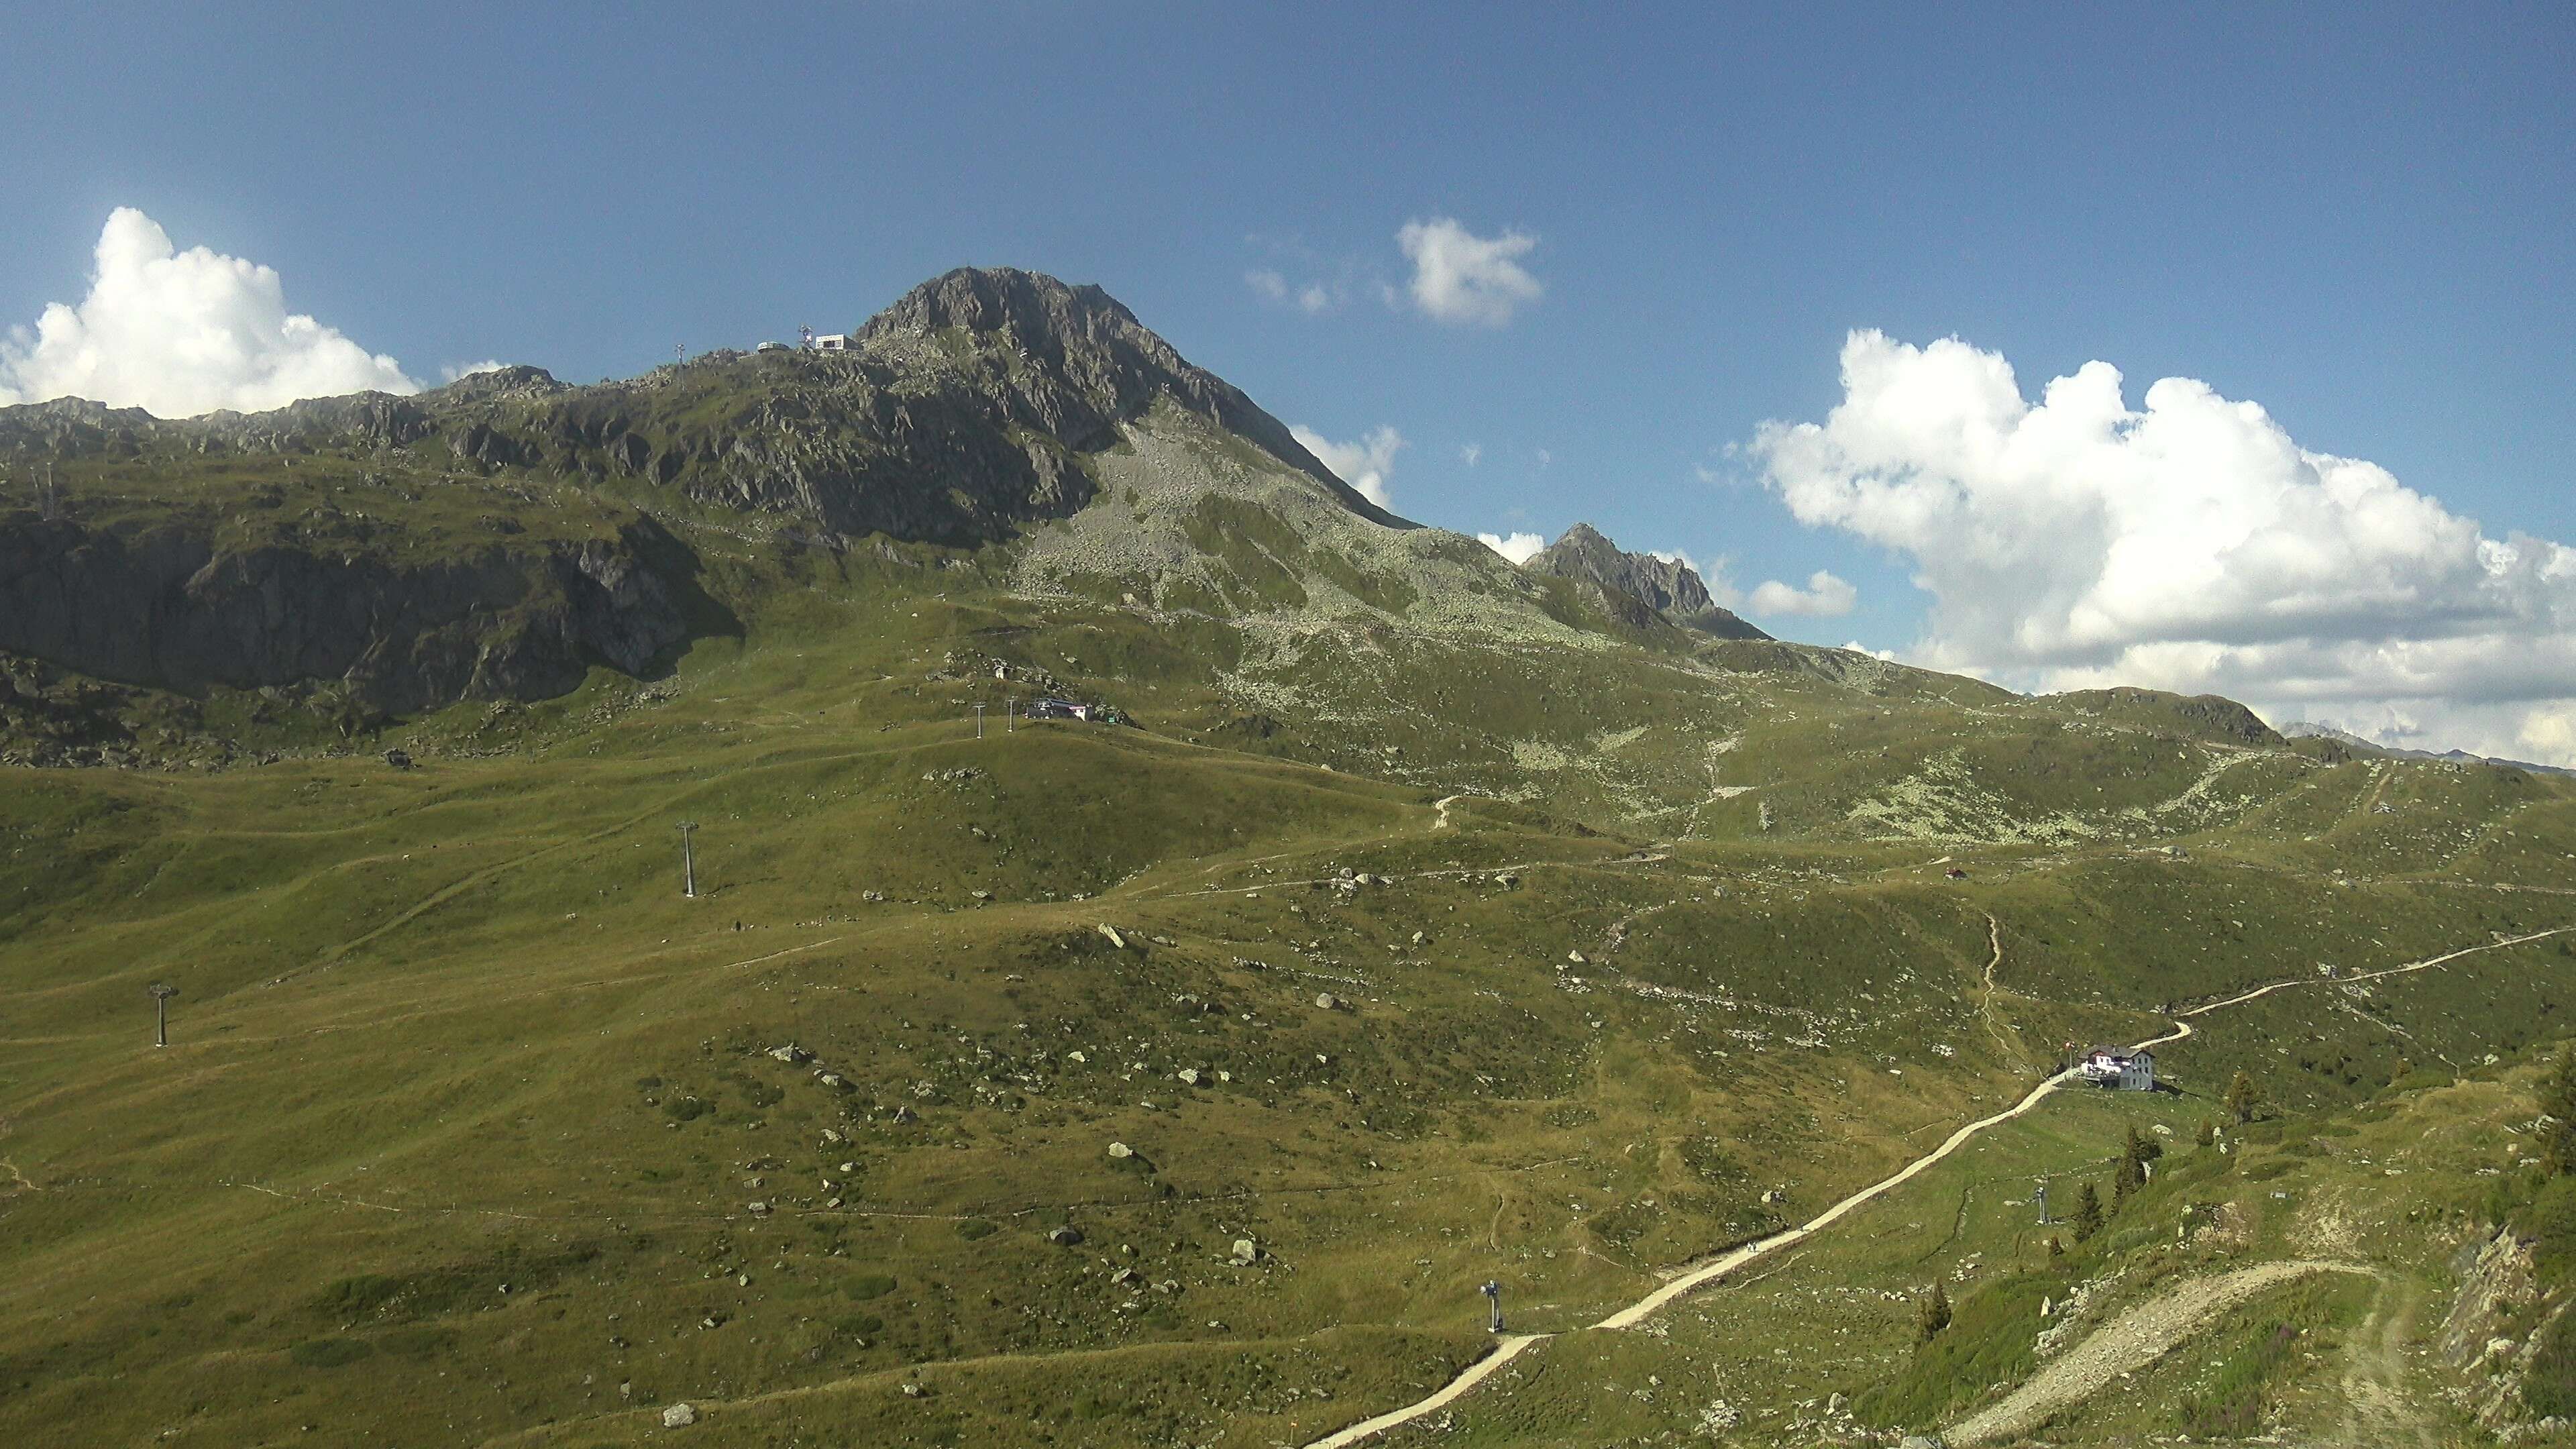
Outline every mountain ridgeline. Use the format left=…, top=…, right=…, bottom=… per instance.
left=1, top=266, right=1802, bottom=742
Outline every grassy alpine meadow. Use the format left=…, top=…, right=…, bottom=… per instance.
left=7, top=549, right=2576, bottom=1447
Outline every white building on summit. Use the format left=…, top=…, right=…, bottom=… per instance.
left=2079, top=1046, right=2155, bottom=1091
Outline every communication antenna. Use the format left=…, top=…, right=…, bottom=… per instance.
left=678, top=821, right=700, bottom=899
left=799, top=325, right=815, bottom=351
left=1480, top=1280, right=1503, bottom=1334
left=148, top=982, right=180, bottom=1047
left=674, top=342, right=684, bottom=368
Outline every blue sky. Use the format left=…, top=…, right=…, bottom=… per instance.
left=5, top=4, right=2573, bottom=755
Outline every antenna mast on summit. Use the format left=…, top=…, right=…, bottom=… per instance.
left=799, top=325, right=815, bottom=351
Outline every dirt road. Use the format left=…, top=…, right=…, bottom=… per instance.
left=1945, top=1260, right=2371, bottom=1444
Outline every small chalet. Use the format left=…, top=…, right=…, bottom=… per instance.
left=1027, top=697, right=1092, bottom=721
left=2079, top=1046, right=2155, bottom=1091
left=808, top=333, right=853, bottom=352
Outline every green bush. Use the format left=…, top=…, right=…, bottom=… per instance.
left=2516, top=1175, right=2576, bottom=1283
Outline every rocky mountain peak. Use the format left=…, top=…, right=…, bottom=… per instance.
left=1525, top=523, right=1768, bottom=640
left=860, top=266, right=1147, bottom=351
left=854, top=266, right=1401, bottom=528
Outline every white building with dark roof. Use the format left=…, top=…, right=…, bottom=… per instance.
left=2080, top=1046, right=2156, bottom=1091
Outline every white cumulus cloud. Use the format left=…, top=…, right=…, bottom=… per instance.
left=1479, top=531, right=1547, bottom=564
left=1396, top=217, right=1542, bottom=327
left=1749, top=570, right=1858, bottom=617
left=1291, top=423, right=1405, bottom=508
left=1459, top=441, right=1483, bottom=468
left=1754, top=329, right=2576, bottom=763
left=441, top=360, right=507, bottom=384
left=0, top=208, right=417, bottom=418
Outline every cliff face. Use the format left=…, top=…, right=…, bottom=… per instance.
left=0, top=513, right=691, bottom=714
left=1523, top=523, right=1770, bottom=640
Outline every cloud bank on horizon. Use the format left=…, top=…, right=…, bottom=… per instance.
left=0, top=209, right=417, bottom=419
left=1756, top=329, right=2576, bottom=763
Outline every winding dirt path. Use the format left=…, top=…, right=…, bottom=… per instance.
left=2336, top=1277, right=2443, bottom=1449
left=1303, top=1336, right=1548, bottom=1449
left=1945, top=1259, right=2373, bottom=1445
left=1975, top=913, right=2019, bottom=1059
left=1299, top=924, right=2576, bottom=1447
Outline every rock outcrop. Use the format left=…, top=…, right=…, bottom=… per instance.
left=0, top=513, right=692, bottom=714
left=1523, top=523, right=1768, bottom=639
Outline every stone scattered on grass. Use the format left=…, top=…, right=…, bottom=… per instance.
left=663, top=1402, right=698, bottom=1428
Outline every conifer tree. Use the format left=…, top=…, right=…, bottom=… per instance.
left=2072, top=1182, right=2104, bottom=1242
left=2226, top=1069, right=2259, bottom=1124
left=2114, top=1147, right=2144, bottom=1206
left=2196, top=1117, right=2216, bottom=1148
left=1916, top=1279, right=1951, bottom=1343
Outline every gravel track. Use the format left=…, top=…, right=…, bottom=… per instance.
left=1945, top=1259, right=2373, bottom=1445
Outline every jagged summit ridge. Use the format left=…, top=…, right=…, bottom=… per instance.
left=0, top=266, right=1400, bottom=541
left=1524, top=523, right=1768, bottom=639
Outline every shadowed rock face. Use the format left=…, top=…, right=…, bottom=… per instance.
left=0, top=515, right=693, bottom=714
left=1525, top=523, right=1770, bottom=640
left=0, top=266, right=1411, bottom=718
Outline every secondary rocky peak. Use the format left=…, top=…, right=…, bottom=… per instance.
left=1525, top=523, right=1768, bottom=640
left=427, top=364, right=570, bottom=405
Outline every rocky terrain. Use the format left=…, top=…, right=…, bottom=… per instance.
left=1524, top=521, right=1768, bottom=639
